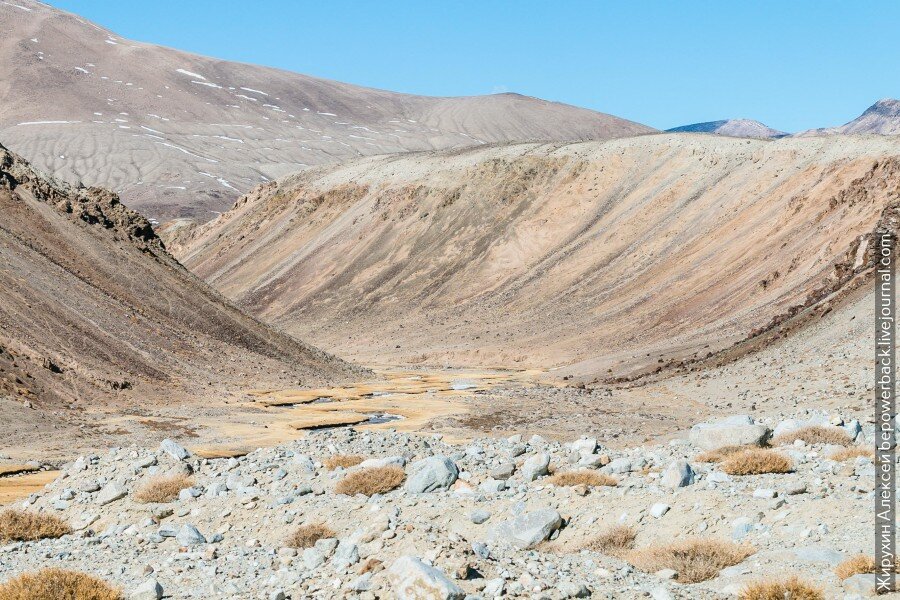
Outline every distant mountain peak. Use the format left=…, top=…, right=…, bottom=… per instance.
left=666, top=119, right=787, bottom=139
left=862, top=98, right=900, bottom=117
left=795, top=99, right=900, bottom=137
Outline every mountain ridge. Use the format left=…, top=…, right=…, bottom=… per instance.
left=796, top=98, right=900, bottom=136
left=0, top=0, right=654, bottom=221
left=666, top=118, right=787, bottom=139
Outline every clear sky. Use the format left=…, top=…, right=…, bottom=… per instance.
left=47, top=1, right=900, bottom=133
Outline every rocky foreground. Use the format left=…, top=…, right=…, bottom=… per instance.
left=0, top=410, right=885, bottom=599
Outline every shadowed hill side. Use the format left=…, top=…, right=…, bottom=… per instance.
left=666, top=119, right=787, bottom=139
left=0, top=0, right=653, bottom=221
left=176, top=135, right=900, bottom=380
left=0, top=142, right=362, bottom=454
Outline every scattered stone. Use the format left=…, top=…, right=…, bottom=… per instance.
left=521, top=452, right=550, bottom=481
left=129, top=578, right=163, bottom=600
left=488, top=508, right=562, bottom=548
left=159, top=439, right=190, bottom=461
left=387, top=556, right=465, bottom=600
left=175, top=524, right=206, bottom=546
left=689, top=415, right=769, bottom=450
left=660, top=460, right=695, bottom=488
left=96, top=482, right=127, bottom=506
left=470, top=509, right=491, bottom=524
left=405, top=456, right=459, bottom=493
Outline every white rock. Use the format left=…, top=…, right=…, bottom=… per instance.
left=521, top=453, right=551, bottom=481
left=649, top=503, right=670, bottom=518
left=96, top=482, right=127, bottom=505
left=689, top=415, right=769, bottom=450
left=488, top=508, right=563, bottom=548
left=159, top=439, right=190, bottom=461
left=175, top=524, right=206, bottom=546
left=387, top=556, right=465, bottom=600
left=358, top=456, right=406, bottom=469
left=570, top=438, right=597, bottom=455
left=405, top=456, right=459, bottom=493
left=660, top=460, right=695, bottom=488
left=129, top=578, right=163, bottom=600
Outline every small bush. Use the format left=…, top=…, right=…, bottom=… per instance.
left=830, top=446, right=874, bottom=462
left=584, top=524, right=636, bottom=556
left=322, top=454, right=364, bottom=470
left=627, top=538, right=754, bottom=583
left=0, top=510, right=70, bottom=542
left=773, top=425, right=851, bottom=447
left=335, top=465, right=405, bottom=496
left=0, top=568, right=122, bottom=600
left=835, top=554, right=876, bottom=580
left=134, top=474, right=194, bottom=503
left=696, top=444, right=760, bottom=463
left=285, top=523, right=335, bottom=549
left=721, top=449, right=792, bottom=475
left=739, top=577, right=824, bottom=600
left=548, top=470, right=617, bottom=487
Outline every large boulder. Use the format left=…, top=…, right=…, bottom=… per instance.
left=488, top=508, right=563, bottom=549
left=660, top=460, right=695, bottom=488
left=689, top=415, right=769, bottom=450
left=175, top=524, right=206, bottom=546
left=129, top=578, right=163, bottom=600
left=521, top=453, right=550, bottom=481
left=96, top=482, right=127, bottom=506
left=159, top=439, right=190, bottom=461
left=405, top=456, right=459, bottom=493
left=387, top=556, right=465, bottom=600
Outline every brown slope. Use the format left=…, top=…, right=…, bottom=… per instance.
left=0, top=0, right=653, bottom=222
left=0, top=142, right=362, bottom=453
left=176, top=134, right=900, bottom=380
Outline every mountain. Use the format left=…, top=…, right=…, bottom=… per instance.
left=0, top=0, right=654, bottom=221
left=797, top=99, right=900, bottom=136
left=0, top=141, right=362, bottom=454
left=173, top=134, right=900, bottom=380
left=666, top=119, right=787, bottom=139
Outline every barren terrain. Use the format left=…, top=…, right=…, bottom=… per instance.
left=0, top=142, right=362, bottom=460
left=0, top=0, right=652, bottom=221
left=175, top=134, right=900, bottom=382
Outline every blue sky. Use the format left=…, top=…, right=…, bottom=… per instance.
left=48, top=1, right=900, bottom=132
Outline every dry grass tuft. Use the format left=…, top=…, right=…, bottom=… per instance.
left=322, top=454, right=364, bottom=470
left=134, top=473, right=194, bottom=504
left=627, top=538, right=754, bottom=583
left=829, top=446, right=875, bottom=462
left=738, top=577, right=824, bottom=600
left=720, top=449, right=793, bottom=476
left=835, top=554, right=876, bottom=580
left=584, top=525, right=636, bottom=556
left=285, top=523, right=335, bottom=549
left=0, top=509, right=71, bottom=542
left=548, top=470, right=617, bottom=488
left=773, top=425, right=851, bottom=447
left=696, top=444, right=760, bottom=463
left=0, top=568, right=122, bottom=600
left=335, top=465, right=405, bottom=496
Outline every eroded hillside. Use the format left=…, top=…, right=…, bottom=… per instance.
left=0, top=142, right=362, bottom=456
left=176, top=135, right=900, bottom=379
